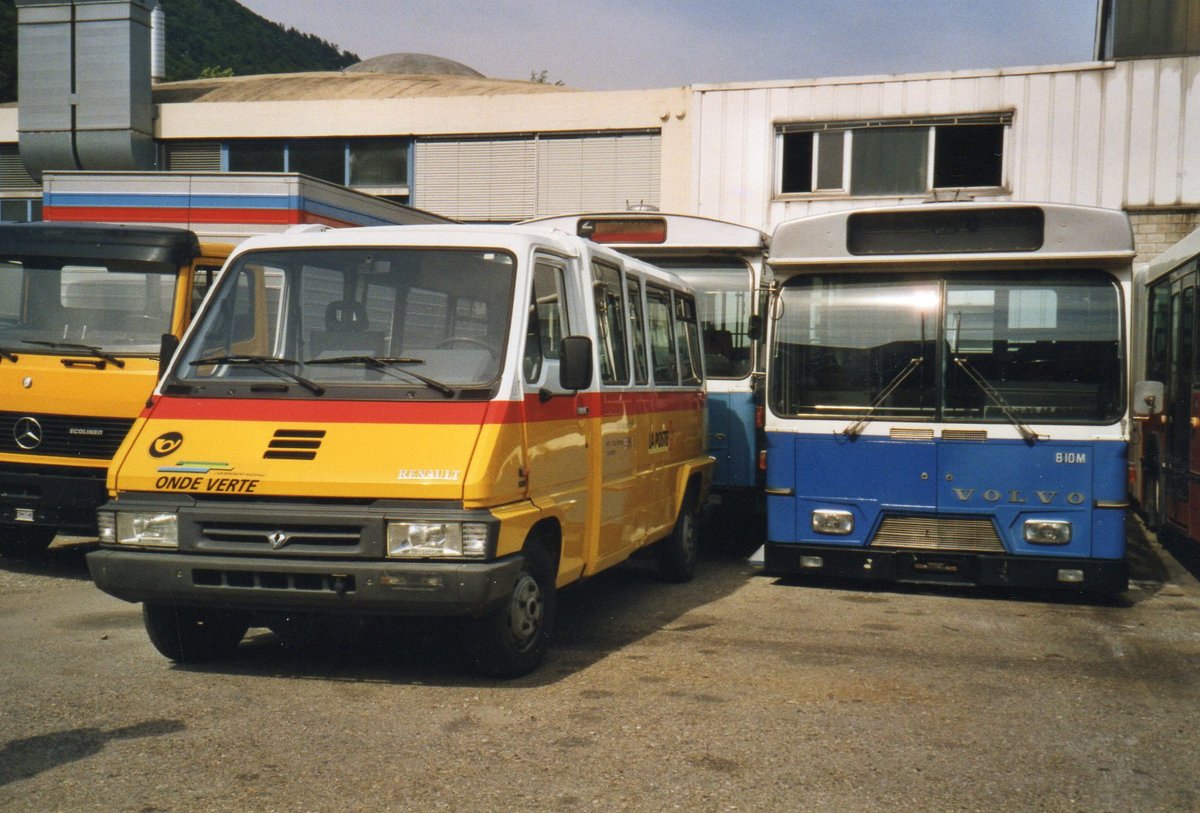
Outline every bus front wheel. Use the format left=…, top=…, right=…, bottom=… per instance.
left=471, top=543, right=556, bottom=678
left=655, top=489, right=700, bottom=583
left=142, top=603, right=249, bottom=663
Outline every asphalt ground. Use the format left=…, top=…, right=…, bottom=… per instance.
left=1, top=518, right=1198, bottom=813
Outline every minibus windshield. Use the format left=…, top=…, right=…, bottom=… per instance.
left=769, top=270, right=1122, bottom=424
left=0, top=259, right=178, bottom=354
left=173, top=247, right=516, bottom=397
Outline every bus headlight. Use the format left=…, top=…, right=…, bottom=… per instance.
left=1024, top=519, right=1072, bottom=545
left=115, top=512, right=179, bottom=548
left=386, top=521, right=489, bottom=559
left=812, top=509, right=854, bottom=535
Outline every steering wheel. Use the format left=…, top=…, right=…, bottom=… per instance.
left=437, top=336, right=497, bottom=355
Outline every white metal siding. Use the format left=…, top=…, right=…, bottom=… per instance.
left=693, top=57, right=1200, bottom=234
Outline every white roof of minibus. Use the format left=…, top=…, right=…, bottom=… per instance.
left=768, top=201, right=1135, bottom=268
left=226, top=223, right=695, bottom=291
left=1145, top=224, right=1200, bottom=285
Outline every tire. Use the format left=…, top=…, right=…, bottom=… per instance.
left=471, top=544, right=556, bottom=679
left=1141, top=466, right=1164, bottom=533
left=0, top=526, right=57, bottom=558
left=655, top=489, right=700, bottom=583
left=142, top=603, right=249, bottom=664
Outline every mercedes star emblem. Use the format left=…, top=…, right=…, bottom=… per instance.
left=14, top=417, right=43, bottom=450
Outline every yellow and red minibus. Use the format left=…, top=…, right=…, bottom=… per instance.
left=87, top=224, right=713, bottom=676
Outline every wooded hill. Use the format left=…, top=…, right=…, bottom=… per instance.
left=0, top=0, right=359, bottom=103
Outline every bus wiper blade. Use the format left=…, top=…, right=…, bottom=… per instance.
left=189, top=354, right=325, bottom=396
left=21, top=340, right=126, bottom=368
left=842, top=357, right=924, bottom=439
left=953, top=356, right=1043, bottom=444
left=302, top=355, right=455, bottom=397
left=0, top=347, right=18, bottom=363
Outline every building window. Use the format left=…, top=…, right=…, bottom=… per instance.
left=0, top=199, right=42, bottom=222
left=223, top=138, right=411, bottom=192
left=777, top=115, right=1009, bottom=198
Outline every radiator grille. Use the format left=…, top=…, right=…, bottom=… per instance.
left=0, top=412, right=134, bottom=458
left=199, top=522, right=362, bottom=551
left=870, top=515, right=1005, bottom=553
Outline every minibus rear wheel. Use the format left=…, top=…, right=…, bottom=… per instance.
left=471, top=543, right=556, bottom=678
left=655, top=489, right=699, bottom=583
left=142, top=602, right=250, bottom=663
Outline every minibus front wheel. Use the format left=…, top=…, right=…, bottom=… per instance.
left=142, top=602, right=250, bottom=663
left=471, top=543, right=557, bottom=678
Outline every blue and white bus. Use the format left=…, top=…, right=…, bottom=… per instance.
left=525, top=212, right=768, bottom=508
left=761, top=202, right=1135, bottom=594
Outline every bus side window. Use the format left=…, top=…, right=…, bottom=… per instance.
left=525, top=261, right=569, bottom=383
left=675, top=292, right=703, bottom=386
left=646, top=286, right=677, bottom=384
left=593, top=260, right=629, bottom=385
left=627, top=276, right=649, bottom=385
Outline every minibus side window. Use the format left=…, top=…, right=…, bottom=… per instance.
left=593, top=260, right=629, bottom=385
left=674, top=292, right=703, bottom=386
left=627, top=276, right=649, bottom=385
left=525, top=260, right=569, bottom=382
left=646, top=286, right=678, bottom=384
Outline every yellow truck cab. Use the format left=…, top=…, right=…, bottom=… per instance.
left=0, top=222, right=229, bottom=555
left=87, top=224, right=713, bottom=676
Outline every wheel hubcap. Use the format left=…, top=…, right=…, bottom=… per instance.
left=507, top=572, right=544, bottom=649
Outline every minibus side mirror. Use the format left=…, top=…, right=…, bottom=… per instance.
left=1133, top=380, right=1165, bottom=417
left=559, top=335, right=593, bottom=391
left=157, top=333, right=179, bottom=381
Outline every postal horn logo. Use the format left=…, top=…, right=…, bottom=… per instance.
left=149, top=432, right=184, bottom=458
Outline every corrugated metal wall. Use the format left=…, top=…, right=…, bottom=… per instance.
left=414, top=131, right=660, bottom=222
left=692, top=57, right=1200, bottom=235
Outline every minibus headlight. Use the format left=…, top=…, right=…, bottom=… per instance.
left=115, top=512, right=179, bottom=548
left=812, top=509, right=854, bottom=535
left=387, top=521, right=489, bottom=559
left=1024, top=519, right=1072, bottom=545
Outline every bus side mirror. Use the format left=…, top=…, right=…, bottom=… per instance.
left=157, top=333, right=179, bottom=381
left=1133, top=380, right=1164, bottom=417
left=747, top=314, right=763, bottom=342
left=559, top=336, right=593, bottom=391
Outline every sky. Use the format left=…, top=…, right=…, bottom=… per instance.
left=236, top=0, right=1103, bottom=91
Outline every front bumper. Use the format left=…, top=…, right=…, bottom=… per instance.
left=0, top=463, right=106, bottom=533
left=87, top=549, right=525, bottom=617
left=763, top=542, right=1128, bottom=595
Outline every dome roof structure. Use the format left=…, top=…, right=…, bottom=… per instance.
left=345, top=53, right=485, bottom=78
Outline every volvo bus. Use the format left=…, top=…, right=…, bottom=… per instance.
left=761, top=202, right=1134, bottom=594
left=88, top=224, right=713, bottom=676
left=1131, top=224, right=1200, bottom=539
left=525, top=212, right=767, bottom=510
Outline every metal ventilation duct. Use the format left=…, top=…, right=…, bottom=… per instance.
left=16, top=0, right=156, bottom=182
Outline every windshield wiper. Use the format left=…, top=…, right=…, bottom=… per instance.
left=953, top=356, right=1043, bottom=444
left=842, top=357, right=925, bottom=439
left=302, top=355, right=455, bottom=397
left=188, top=354, right=325, bottom=396
left=21, top=340, right=126, bottom=368
left=0, top=347, right=17, bottom=363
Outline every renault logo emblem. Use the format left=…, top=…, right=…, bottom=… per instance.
left=268, top=531, right=290, bottom=550
left=14, top=417, right=42, bottom=450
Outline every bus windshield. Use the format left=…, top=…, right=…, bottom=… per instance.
left=657, top=260, right=754, bottom=379
left=173, top=247, right=516, bottom=397
left=769, top=270, right=1122, bottom=424
left=0, top=259, right=178, bottom=354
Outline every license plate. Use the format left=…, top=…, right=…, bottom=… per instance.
left=15, top=508, right=34, bottom=523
